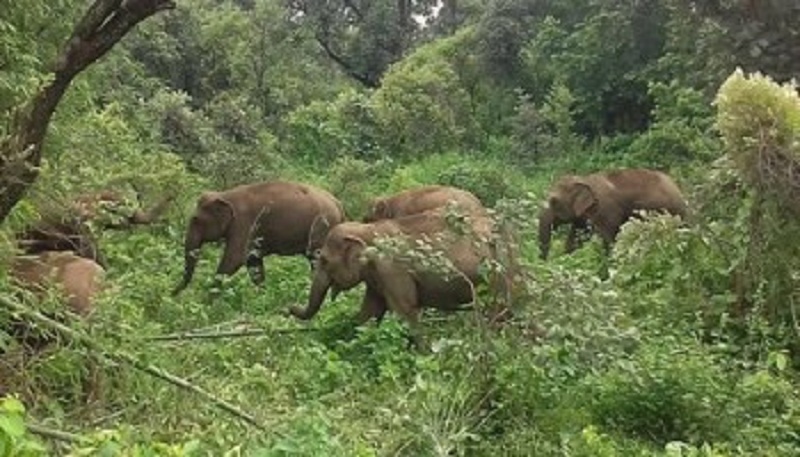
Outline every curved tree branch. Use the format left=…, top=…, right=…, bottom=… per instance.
left=0, top=0, right=176, bottom=224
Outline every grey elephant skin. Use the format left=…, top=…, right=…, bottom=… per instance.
left=362, top=185, right=485, bottom=222
left=173, top=180, right=346, bottom=295
left=539, top=168, right=687, bottom=257
left=290, top=206, right=493, bottom=347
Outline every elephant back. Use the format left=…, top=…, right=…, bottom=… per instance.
left=241, top=181, right=345, bottom=256
left=9, top=251, right=105, bottom=316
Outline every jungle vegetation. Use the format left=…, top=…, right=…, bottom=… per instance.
left=2, top=0, right=800, bottom=454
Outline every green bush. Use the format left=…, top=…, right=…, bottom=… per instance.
left=284, top=89, right=380, bottom=166
left=373, top=56, right=477, bottom=159
left=0, top=396, right=47, bottom=456
left=584, top=338, right=734, bottom=445
left=509, top=82, right=583, bottom=167
left=323, top=156, right=393, bottom=220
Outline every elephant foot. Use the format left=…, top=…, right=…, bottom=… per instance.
left=288, top=304, right=314, bottom=320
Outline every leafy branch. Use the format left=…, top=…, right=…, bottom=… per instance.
left=0, top=295, right=264, bottom=430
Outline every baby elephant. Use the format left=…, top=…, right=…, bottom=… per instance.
left=173, top=180, right=346, bottom=295
left=362, top=185, right=485, bottom=222
left=9, top=251, right=106, bottom=318
left=290, top=206, right=493, bottom=348
left=539, top=168, right=688, bottom=257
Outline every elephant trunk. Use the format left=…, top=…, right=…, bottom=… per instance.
left=173, top=227, right=202, bottom=296
left=538, top=207, right=555, bottom=260
left=130, top=193, right=176, bottom=225
left=289, top=268, right=332, bottom=320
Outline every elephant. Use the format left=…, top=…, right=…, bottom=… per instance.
left=9, top=251, right=106, bottom=318
left=538, top=168, right=688, bottom=257
left=6, top=251, right=106, bottom=398
left=173, top=180, right=346, bottom=295
left=70, top=189, right=175, bottom=229
left=14, top=188, right=173, bottom=267
left=15, top=217, right=106, bottom=268
left=362, top=185, right=486, bottom=223
left=536, top=209, right=592, bottom=260
left=289, top=206, right=494, bottom=348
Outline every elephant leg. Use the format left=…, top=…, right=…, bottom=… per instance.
left=374, top=265, right=426, bottom=351
left=216, top=221, right=251, bottom=277
left=355, top=286, right=388, bottom=325
left=565, top=224, right=581, bottom=254
left=599, top=235, right=614, bottom=280
left=246, top=254, right=266, bottom=286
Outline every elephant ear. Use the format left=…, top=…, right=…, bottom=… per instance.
left=571, top=182, right=598, bottom=218
left=374, top=200, right=392, bottom=219
left=201, top=193, right=235, bottom=232
left=343, top=235, right=367, bottom=267
left=307, top=215, right=331, bottom=256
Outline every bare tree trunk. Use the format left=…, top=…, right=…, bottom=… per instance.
left=445, top=0, right=458, bottom=34
left=0, top=0, right=176, bottom=224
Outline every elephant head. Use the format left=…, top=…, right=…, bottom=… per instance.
left=549, top=176, right=599, bottom=221
left=362, top=199, right=391, bottom=223
left=172, top=192, right=235, bottom=295
left=290, top=227, right=367, bottom=320
left=538, top=176, right=600, bottom=259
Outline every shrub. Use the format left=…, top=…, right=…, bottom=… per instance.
left=712, top=70, right=800, bottom=351
left=584, top=338, right=735, bottom=445
left=626, top=81, right=720, bottom=168
left=373, top=59, right=477, bottom=159
left=284, top=89, right=380, bottom=166
left=509, top=82, right=583, bottom=167
left=715, top=70, right=800, bottom=215
left=324, top=156, right=393, bottom=220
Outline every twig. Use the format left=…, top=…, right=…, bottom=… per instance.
left=87, top=408, right=128, bottom=427
left=143, top=327, right=319, bottom=342
left=0, top=296, right=264, bottom=430
left=27, top=423, right=84, bottom=443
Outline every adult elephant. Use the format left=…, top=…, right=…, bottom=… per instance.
left=538, top=168, right=687, bottom=257
left=289, top=207, right=493, bottom=348
left=172, top=180, right=346, bottom=295
left=362, top=185, right=485, bottom=222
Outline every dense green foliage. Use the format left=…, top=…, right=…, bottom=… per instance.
left=2, top=0, right=800, bottom=454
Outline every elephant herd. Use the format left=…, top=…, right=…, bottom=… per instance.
left=5, top=168, right=687, bottom=349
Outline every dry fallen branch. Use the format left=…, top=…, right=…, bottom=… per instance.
left=0, top=295, right=264, bottom=430
left=143, top=326, right=320, bottom=342
left=27, top=423, right=84, bottom=444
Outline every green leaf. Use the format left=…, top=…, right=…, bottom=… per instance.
left=0, top=415, right=25, bottom=439
left=0, top=398, right=24, bottom=415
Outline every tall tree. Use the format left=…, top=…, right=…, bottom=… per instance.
left=0, top=0, right=175, bottom=224
left=287, top=0, right=436, bottom=88
left=687, top=0, right=800, bottom=82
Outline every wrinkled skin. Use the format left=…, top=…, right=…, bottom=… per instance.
left=362, top=185, right=485, bottom=222
left=539, top=168, right=688, bottom=257
left=290, top=207, right=493, bottom=349
left=173, top=180, right=346, bottom=295
left=9, top=251, right=106, bottom=317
